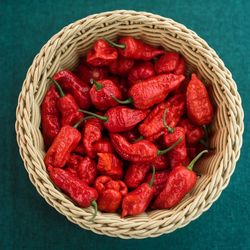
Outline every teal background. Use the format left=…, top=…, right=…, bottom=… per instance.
left=1, top=0, right=249, bottom=249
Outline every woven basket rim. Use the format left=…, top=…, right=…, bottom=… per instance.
left=15, top=10, right=244, bottom=239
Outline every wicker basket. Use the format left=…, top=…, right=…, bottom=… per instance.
left=15, top=10, right=244, bottom=239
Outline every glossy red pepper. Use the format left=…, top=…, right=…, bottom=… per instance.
left=44, top=125, right=81, bottom=169
left=49, top=168, right=98, bottom=218
left=186, top=74, right=214, bottom=125
left=97, top=153, right=123, bottom=180
left=80, top=106, right=148, bottom=133
left=110, top=133, right=182, bottom=163
left=53, top=70, right=91, bottom=109
left=67, top=154, right=97, bottom=185
left=87, top=39, right=118, bottom=66
left=152, top=150, right=208, bottom=209
left=93, top=138, right=114, bottom=154
left=128, top=61, right=155, bottom=85
left=109, top=56, right=134, bottom=76
left=41, top=85, right=61, bottom=146
left=89, top=79, right=122, bottom=110
left=121, top=166, right=155, bottom=217
left=75, top=60, right=109, bottom=83
left=124, top=163, right=151, bottom=189
left=155, top=52, right=186, bottom=75
left=113, top=74, right=185, bottom=110
left=83, top=118, right=103, bottom=158
left=164, top=127, right=189, bottom=168
left=139, top=94, right=186, bottom=141
left=94, top=176, right=127, bottom=212
left=106, top=36, right=164, bottom=60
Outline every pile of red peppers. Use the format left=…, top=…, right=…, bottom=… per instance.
left=41, top=36, right=214, bottom=219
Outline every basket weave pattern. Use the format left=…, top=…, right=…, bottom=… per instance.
left=15, top=10, right=244, bottom=239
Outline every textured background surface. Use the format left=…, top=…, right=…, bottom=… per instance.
left=1, top=0, right=249, bottom=249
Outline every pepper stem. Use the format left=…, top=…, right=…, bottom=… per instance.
left=157, top=137, right=182, bottom=156
left=103, top=37, right=126, bottom=49
left=163, top=108, right=174, bottom=133
left=111, top=95, right=133, bottom=104
left=133, top=135, right=144, bottom=143
left=90, top=79, right=103, bottom=91
left=187, top=150, right=208, bottom=171
left=78, top=109, right=108, bottom=122
left=49, top=77, right=65, bottom=97
left=148, top=165, right=156, bottom=188
left=73, top=116, right=95, bottom=128
left=90, top=200, right=98, bottom=221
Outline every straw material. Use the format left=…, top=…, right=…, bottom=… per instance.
left=15, top=10, right=244, bottom=239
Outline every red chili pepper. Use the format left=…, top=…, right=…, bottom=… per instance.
left=41, top=85, right=61, bottom=146
left=110, top=133, right=182, bottom=163
left=128, top=61, right=155, bottom=85
left=122, top=128, right=141, bottom=143
left=144, top=170, right=170, bottom=197
left=139, top=94, right=186, bottom=141
left=80, top=106, right=148, bottom=133
left=109, top=56, right=134, bottom=76
left=152, top=154, right=169, bottom=170
left=155, top=52, right=186, bottom=75
left=89, top=79, right=122, bottom=110
left=121, top=166, right=155, bottom=217
left=164, top=127, right=189, bottom=168
left=67, top=154, right=97, bottom=185
left=72, top=142, right=85, bottom=155
left=124, top=163, right=151, bottom=189
left=49, top=168, right=98, bottom=218
left=105, top=36, right=164, bottom=60
left=94, top=176, right=127, bottom=212
left=83, top=118, right=103, bottom=158
left=152, top=150, right=208, bottom=209
left=93, top=138, right=114, bottom=154
left=112, top=74, right=185, bottom=110
left=44, top=125, right=81, bottom=169
left=186, top=74, right=214, bottom=125
left=87, top=39, right=118, bottom=66
left=178, top=118, right=205, bottom=145
left=53, top=70, right=91, bottom=109
left=97, top=153, right=123, bottom=180
left=75, top=60, right=109, bottom=83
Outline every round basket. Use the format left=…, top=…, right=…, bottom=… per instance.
left=15, top=10, right=244, bottom=239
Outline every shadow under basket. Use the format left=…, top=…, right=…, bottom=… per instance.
left=15, top=10, right=244, bottom=239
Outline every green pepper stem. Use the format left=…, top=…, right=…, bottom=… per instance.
left=78, top=109, right=108, bottom=122
left=90, top=200, right=98, bottom=221
left=111, top=95, right=133, bottom=104
left=73, top=116, right=95, bottom=128
left=187, top=150, right=208, bottom=171
left=148, top=165, right=156, bottom=188
left=90, top=79, right=103, bottom=91
left=163, top=108, right=174, bottom=133
left=133, top=135, right=144, bottom=143
left=49, top=77, right=65, bottom=97
left=103, top=37, right=126, bottom=49
left=157, top=137, right=182, bottom=156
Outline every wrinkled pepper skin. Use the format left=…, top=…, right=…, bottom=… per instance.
left=164, top=127, right=189, bottom=168
left=152, top=154, right=169, bottom=170
left=118, top=36, right=164, bottom=60
left=87, top=39, right=118, bottom=66
left=83, top=118, right=103, bottom=158
left=128, top=61, right=155, bottom=85
left=97, top=153, right=123, bottom=179
left=53, top=70, right=91, bottom=109
left=122, top=128, right=141, bottom=143
left=72, top=142, right=85, bottom=155
left=95, top=176, right=127, bottom=212
left=155, top=52, right=186, bottom=75
left=109, top=57, right=134, bottom=76
left=41, top=85, right=61, bottom=146
left=93, top=138, right=114, bottom=154
left=124, top=163, right=151, bottom=189
left=90, top=79, right=122, bottom=110
left=49, top=168, right=98, bottom=208
left=128, top=74, right=185, bottom=109
left=44, top=125, right=81, bottom=169
left=139, top=94, right=186, bottom=141
left=67, top=154, right=97, bottom=185
left=186, top=74, right=214, bottom=125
